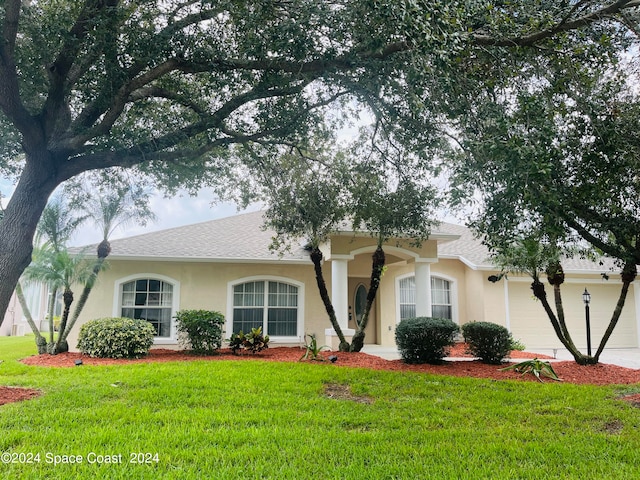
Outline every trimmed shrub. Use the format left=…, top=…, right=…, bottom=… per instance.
left=174, top=309, right=225, bottom=355
left=395, top=317, right=459, bottom=364
left=461, top=321, right=513, bottom=364
left=77, top=317, right=155, bottom=359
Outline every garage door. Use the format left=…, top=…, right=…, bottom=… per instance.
left=508, top=281, right=638, bottom=350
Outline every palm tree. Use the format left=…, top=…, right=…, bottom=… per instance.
left=23, top=246, right=93, bottom=353
left=14, top=282, right=47, bottom=354
left=17, top=198, right=86, bottom=353
left=16, top=190, right=154, bottom=354
left=62, top=187, right=155, bottom=341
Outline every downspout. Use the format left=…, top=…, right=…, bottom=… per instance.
left=634, top=281, right=640, bottom=348
left=504, top=276, right=511, bottom=332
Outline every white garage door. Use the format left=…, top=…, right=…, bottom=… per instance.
left=508, top=281, right=638, bottom=350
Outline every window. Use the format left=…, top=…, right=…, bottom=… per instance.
left=398, top=277, right=416, bottom=320
left=431, top=277, right=452, bottom=320
left=398, top=275, right=453, bottom=321
left=121, top=279, right=173, bottom=337
left=354, top=284, right=368, bottom=328
left=233, top=280, right=298, bottom=336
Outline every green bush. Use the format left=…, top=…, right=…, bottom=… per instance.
left=77, top=317, right=155, bottom=359
left=395, top=317, right=459, bottom=364
left=228, top=326, right=269, bottom=354
left=174, top=309, right=225, bottom=355
left=461, top=321, right=513, bottom=364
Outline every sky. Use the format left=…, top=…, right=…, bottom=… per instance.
left=0, top=176, right=262, bottom=247
left=71, top=189, right=264, bottom=247
left=1, top=174, right=464, bottom=249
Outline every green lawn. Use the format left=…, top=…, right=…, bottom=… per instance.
left=1, top=336, right=639, bottom=479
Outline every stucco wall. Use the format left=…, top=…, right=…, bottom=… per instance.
left=67, top=260, right=330, bottom=351
left=66, top=256, right=640, bottom=352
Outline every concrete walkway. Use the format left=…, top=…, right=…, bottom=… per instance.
left=362, top=345, right=640, bottom=369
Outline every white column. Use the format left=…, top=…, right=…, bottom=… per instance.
left=331, top=258, right=349, bottom=329
left=504, top=276, right=511, bottom=331
left=415, top=262, right=431, bottom=317
left=634, top=281, right=640, bottom=348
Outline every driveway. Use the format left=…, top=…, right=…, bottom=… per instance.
left=363, top=345, right=640, bottom=369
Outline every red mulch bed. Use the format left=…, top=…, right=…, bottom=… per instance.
left=0, top=386, right=41, bottom=406
left=6, top=343, right=640, bottom=407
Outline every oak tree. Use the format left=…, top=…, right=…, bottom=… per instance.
left=0, top=0, right=637, bottom=326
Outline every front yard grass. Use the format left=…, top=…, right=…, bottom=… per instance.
left=1, top=336, right=639, bottom=479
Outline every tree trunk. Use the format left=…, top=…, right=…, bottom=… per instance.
left=531, top=279, right=590, bottom=364
left=15, top=281, right=47, bottom=354
left=351, top=246, right=385, bottom=352
left=0, top=155, right=61, bottom=330
left=309, top=247, right=350, bottom=352
left=594, top=263, right=637, bottom=362
left=62, top=256, right=107, bottom=342
left=46, top=286, right=58, bottom=354
left=547, top=267, right=581, bottom=358
left=53, top=288, right=73, bottom=354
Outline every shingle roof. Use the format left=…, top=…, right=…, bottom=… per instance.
left=435, top=222, right=618, bottom=274
left=103, top=211, right=309, bottom=263
left=87, top=210, right=619, bottom=274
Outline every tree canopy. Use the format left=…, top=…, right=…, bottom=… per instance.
left=0, top=0, right=638, bottom=324
left=449, top=47, right=640, bottom=364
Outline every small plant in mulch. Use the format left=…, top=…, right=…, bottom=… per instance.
left=228, top=326, right=270, bottom=354
left=500, top=358, right=562, bottom=382
left=300, top=334, right=329, bottom=361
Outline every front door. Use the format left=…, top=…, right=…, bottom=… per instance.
left=354, top=284, right=367, bottom=328
left=349, top=279, right=377, bottom=344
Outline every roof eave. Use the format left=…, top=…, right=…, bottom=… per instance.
left=105, top=254, right=312, bottom=265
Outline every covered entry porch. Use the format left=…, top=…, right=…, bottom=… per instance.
left=322, top=232, right=454, bottom=349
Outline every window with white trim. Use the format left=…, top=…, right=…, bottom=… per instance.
left=233, top=281, right=298, bottom=336
left=398, top=275, right=453, bottom=321
left=398, top=276, right=417, bottom=320
left=431, top=277, right=452, bottom=320
left=121, top=279, right=173, bottom=337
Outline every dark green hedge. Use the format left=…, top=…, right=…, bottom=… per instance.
left=395, top=317, right=459, bottom=364
left=461, top=321, right=512, bottom=364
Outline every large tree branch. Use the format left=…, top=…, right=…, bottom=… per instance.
left=472, top=0, right=639, bottom=46
left=128, top=86, right=209, bottom=116
left=59, top=84, right=346, bottom=179
left=561, top=213, right=633, bottom=261
left=65, top=72, right=316, bottom=155
left=60, top=109, right=317, bottom=180
left=68, top=58, right=183, bottom=147
left=0, top=0, right=41, bottom=142
left=42, top=0, right=121, bottom=138
left=1, top=0, right=20, bottom=53
left=67, top=6, right=226, bottom=136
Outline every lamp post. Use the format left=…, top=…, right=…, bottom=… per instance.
left=582, top=288, right=592, bottom=357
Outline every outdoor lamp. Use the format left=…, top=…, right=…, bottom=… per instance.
left=582, top=288, right=592, bottom=356
left=582, top=288, right=591, bottom=305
